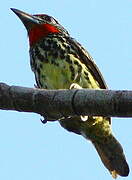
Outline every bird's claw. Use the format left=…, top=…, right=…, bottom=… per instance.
left=40, top=118, right=47, bottom=124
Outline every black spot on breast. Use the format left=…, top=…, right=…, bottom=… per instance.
left=74, top=60, right=79, bottom=65
left=51, top=41, right=58, bottom=49
left=84, top=71, right=88, bottom=77
left=34, top=47, right=45, bottom=62
left=41, top=74, right=46, bottom=80
left=84, top=71, right=89, bottom=80
left=40, top=40, right=51, bottom=51
left=65, top=55, right=72, bottom=64
left=78, top=64, right=82, bottom=73
left=57, top=36, right=65, bottom=43
left=69, top=65, right=75, bottom=80
left=59, top=49, right=66, bottom=59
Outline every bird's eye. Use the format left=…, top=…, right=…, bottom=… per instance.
left=44, top=16, right=52, bottom=22
left=44, top=16, right=57, bottom=24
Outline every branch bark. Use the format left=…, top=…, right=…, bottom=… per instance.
left=0, top=82, right=132, bottom=121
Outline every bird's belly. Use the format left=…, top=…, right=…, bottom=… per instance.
left=32, top=54, right=100, bottom=90
left=38, top=59, right=73, bottom=89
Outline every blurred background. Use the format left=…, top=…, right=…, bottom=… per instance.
left=0, top=1, right=132, bottom=179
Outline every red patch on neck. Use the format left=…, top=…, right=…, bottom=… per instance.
left=29, top=24, right=59, bottom=46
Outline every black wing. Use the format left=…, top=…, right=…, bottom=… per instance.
left=66, top=37, right=111, bottom=124
left=67, top=37, right=108, bottom=89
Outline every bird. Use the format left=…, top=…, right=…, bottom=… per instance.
left=11, top=8, right=129, bottom=178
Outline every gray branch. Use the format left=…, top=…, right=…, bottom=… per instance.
left=0, top=82, right=132, bottom=121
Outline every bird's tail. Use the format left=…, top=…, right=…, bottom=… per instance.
left=90, top=134, right=129, bottom=178
left=59, top=116, right=129, bottom=178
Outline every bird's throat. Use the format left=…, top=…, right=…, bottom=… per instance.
left=28, top=24, right=60, bottom=46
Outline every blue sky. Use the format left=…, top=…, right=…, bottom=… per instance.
left=1, top=0, right=132, bottom=179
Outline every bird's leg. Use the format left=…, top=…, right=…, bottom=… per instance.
left=69, top=83, right=82, bottom=90
left=40, top=118, right=47, bottom=124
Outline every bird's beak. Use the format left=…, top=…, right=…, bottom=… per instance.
left=11, top=8, right=40, bottom=31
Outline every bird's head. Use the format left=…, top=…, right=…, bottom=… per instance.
left=11, top=8, right=69, bottom=46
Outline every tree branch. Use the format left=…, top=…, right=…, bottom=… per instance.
left=0, top=82, right=132, bottom=121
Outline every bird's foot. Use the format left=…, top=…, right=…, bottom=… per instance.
left=40, top=118, right=47, bottom=124
left=69, top=83, right=82, bottom=89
